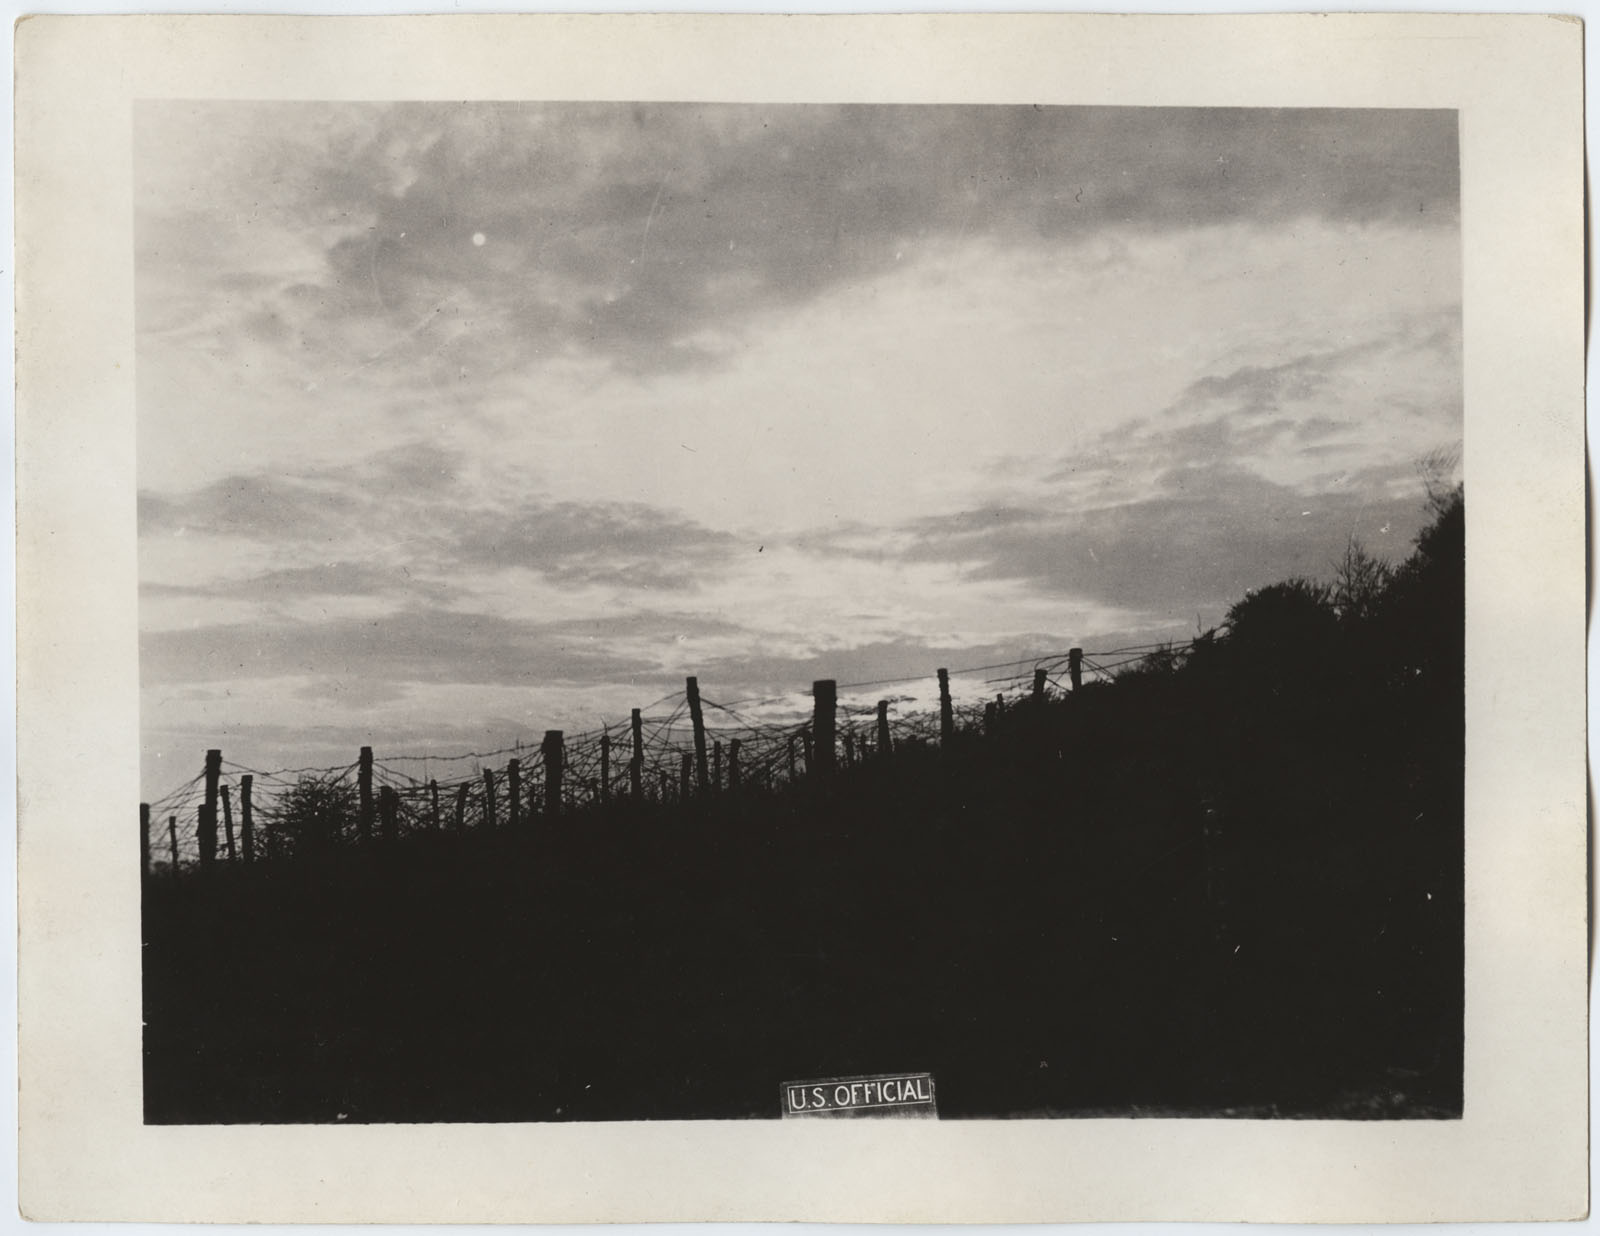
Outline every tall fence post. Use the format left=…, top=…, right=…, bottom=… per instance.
left=812, top=680, right=836, bottom=780
left=728, top=738, right=741, bottom=792
left=168, top=815, right=178, bottom=877
left=221, top=784, right=237, bottom=861
left=241, top=775, right=254, bottom=864
left=877, top=700, right=892, bottom=759
left=380, top=785, right=398, bottom=844
left=199, top=748, right=221, bottom=869
left=1033, top=668, right=1048, bottom=703
left=139, top=803, right=150, bottom=878
left=600, top=733, right=612, bottom=805
left=938, top=670, right=954, bottom=745
left=686, top=677, right=710, bottom=794
left=358, top=746, right=374, bottom=844
left=1069, top=648, right=1083, bottom=692
left=542, top=731, right=564, bottom=816
left=630, top=709, right=644, bottom=800
left=507, top=759, right=522, bottom=829
left=454, top=783, right=469, bottom=833
left=428, top=780, right=440, bottom=832
left=482, top=768, right=498, bottom=830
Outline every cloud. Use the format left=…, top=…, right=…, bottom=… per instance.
left=138, top=103, right=1458, bottom=378
left=140, top=606, right=672, bottom=689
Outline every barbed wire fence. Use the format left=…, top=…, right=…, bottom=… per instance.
left=139, top=639, right=1199, bottom=877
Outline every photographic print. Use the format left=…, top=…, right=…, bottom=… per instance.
left=136, top=100, right=1465, bottom=1125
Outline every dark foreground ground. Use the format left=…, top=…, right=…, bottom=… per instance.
left=144, top=672, right=1462, bottom=1123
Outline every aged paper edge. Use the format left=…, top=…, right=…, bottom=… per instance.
left=14, top=12, right=1588, bottom=1224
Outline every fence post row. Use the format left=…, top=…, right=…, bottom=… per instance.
left=358, top=746, right=374, bottom=844
left=542, top=730, right=564, bottom=816
left=686, top=677, right=710, bottom=794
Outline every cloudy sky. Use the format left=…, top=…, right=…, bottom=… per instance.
left=136, top=102, right=1461, bottom=794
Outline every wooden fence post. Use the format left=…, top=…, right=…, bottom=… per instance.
left=801, top=727, right=813, bottom=776
left=937, top=670, right=954, bottom=745
left=630, top=709, right=644, bottom=800
left=812, top=680, right=836, bottom=780
left=380, top=785, right=398, bottom=844
left=686, top=677, right=710, bottom=794
left=241, top=775, right=254, bottom=864
left=428, top=780, right=440, bottom=832
left=221, top=784, right=237, bottom=861
left=542, top=731, right=564, bottom=816
left=454, top=783, right=469, bottom=833
left=199, top=748, right=221, bottom=868
left=1033, top=668, right=1048, bottom=703
left=600, top=733, right=611, bottom=805
left=358, top=746, right=374, bottom=844
left=984, top=700, right=997, bottom=733
left=168, top=815, right=178, bottom=877
left=843, top=730, right=856, bottom=769
left=728, top=738, right=741, bottom=791
left=1069, top=648, right=1083, bottom=691
left=507, top=759, right=522, bottom=829
left=877, top=700, right=892, bottom=759
left=140, top=803, right=150, bottom=878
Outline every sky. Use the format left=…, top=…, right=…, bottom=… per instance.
left=136, top=102, right=1461, bottom=796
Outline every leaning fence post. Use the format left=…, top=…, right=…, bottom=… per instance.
left=1069, top=648, right=1083, bottom=691
left=542, top=731, right=564, bottom=816
left=358, top=746, right=374, bottom=844
left=168, top=815, right=179, bottom=877
left=812, top=680, right=836, bottom=780
left=221, top=784, right=237, bottom=861
left=938, top=670, right=954, bottom=745
left=482, top=768, right=498, bottom=830
left=630, top=709, right=644, bottom=800
left=686, top=677, right=710, bottom=794
left=507, top=759, right=522, bottom=829
left=877, top=700, right=892, bottom=759
left=140, top=803, right=150, bottom=878
left=454, top=783, right=469, bottom=833
left=240, top=775, right=255, bottom=864
left=600, top=733, right=612, bottom=805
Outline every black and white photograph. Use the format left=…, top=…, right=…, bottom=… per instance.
left=137, top=100, right=1464, bottom=1124
left=14, top=12, right=1585, bottom=1224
